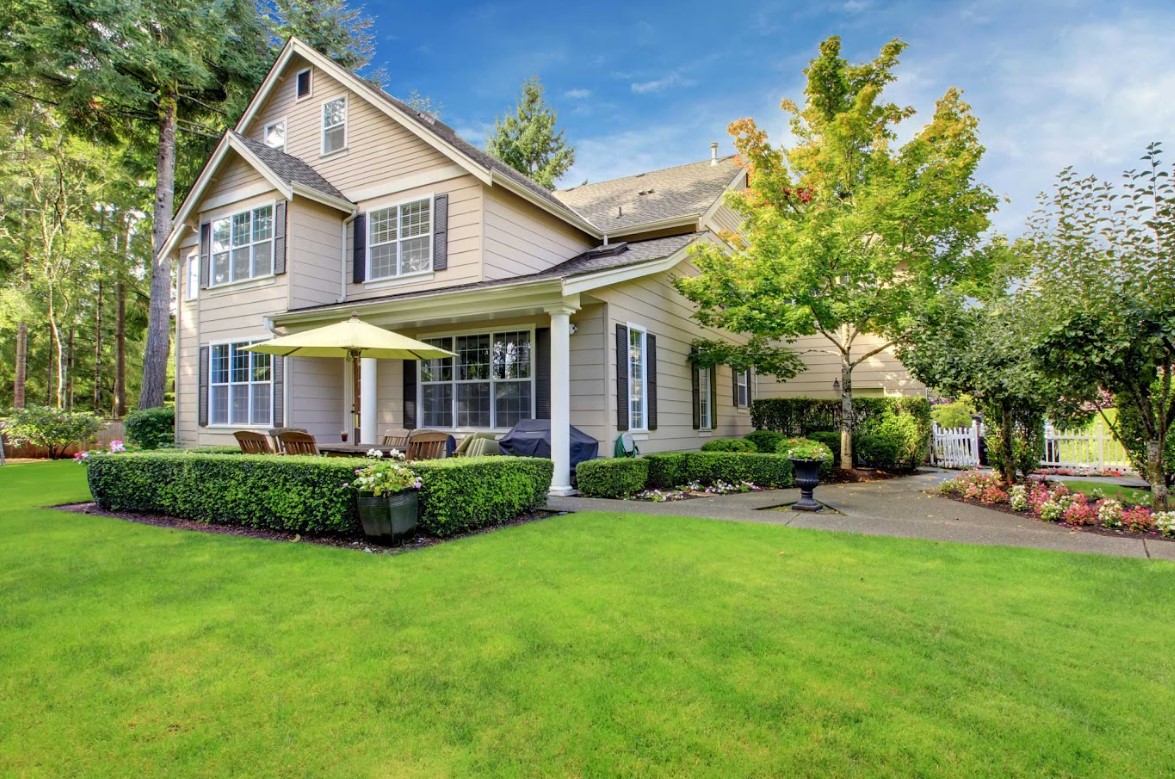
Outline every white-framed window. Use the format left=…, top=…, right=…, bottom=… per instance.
left=209, top=204, right=274, bottom=286
left=263, top=119, right=286, bottom=151
left=697, top=365, right=712, bottom=429
left=185, top=250, right=199, bottom=301
left=736, top=369, right=750, bottom=407
left=295, top=68, right=312, bottom=100
left=367, top=197, right=432, bottom=279
left=209, top=341, right=272, bottom=426
left=628, top=324, right=647, bottom=430
left=321, top=96, right=346, bottom=155
left=419, top=330, right=533, bottom=429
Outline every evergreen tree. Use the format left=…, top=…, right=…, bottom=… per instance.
left=486, top=77, right=575, bottom=189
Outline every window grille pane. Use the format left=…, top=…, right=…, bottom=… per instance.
left=231, top=212, right=251, bottom=247
left=698, top=367, right=711, bottom=429
left=369, top=207, right=397, bottom=245
left=456, top=335, right=491, bottom=381
left=231, top=344, right=250, bottom=383
left=211, top=344, right=229, bottom=384
left=323, top=98, right=345, bottom=127
left=400, top=199, right=430, bottom=238
left=494, top=381, right=531, bottom=428
left=420, top=338, right=452, bottom=382
left=211, top=219, right=230, bottom=254
left=251, top=383, right=272, bottom=426
left=230, top=384, right=250, bottom=425
left=493, top=332, right=531, bottom=379
left=628, top=329, right=644, bottom=429
left=456, top=383, right=491, bottom=427
left=399, top=236, right=430, bottom=274
left=369, top=244, right=396, bottom=279
left=231, top=247, right=251, bottom=281
left=212, top=253, right=230, bottom=285
left=252, top=240, right=273, bottom=277
left=253, top=206, right=273, bottom=241
left=324, top=126, right=345, bottom=154
left=251, top=351, right=271, bottom=382
left=422, top=384, right=453, bottom=427
left=210, top=385, right=228, bottom=425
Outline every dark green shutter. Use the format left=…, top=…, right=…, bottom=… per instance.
left=352, top=214, right=366, bottom=284
left=432, top=194, right=449, bottom=271
left=646, top=334, right=657, bottom=430
left=199, top=223, right=211, bottom=288
left=709, top=366, right=718, bottom=430
left=273, top=201, right=288, bottom=275
left=535, top=327, right=550, bottom=419
left=198, top=346, right=209, bottom=426
left=615, top=323, right=628, bottom=431
left=691, top=356, right=700, bottom=430
left=402, top=360, right=416, bottom=429
left=272, top=356, right=284, bottom=426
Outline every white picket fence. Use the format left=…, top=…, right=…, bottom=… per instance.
left=930, top=419, right=1134, bottom=471
left=930, top=422, right=982, bottom=468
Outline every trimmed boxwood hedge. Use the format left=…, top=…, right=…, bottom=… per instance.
left=123, top=406, right=175, bottom=450
left=576, top=458, right=649, bottom=498
left=700, top=437, right=758, bottom=453
left=85, top=452, right=552, bottom=538
left=743, top=429, right=786, bottom=454
left=644, top=452, right=793, bottom=490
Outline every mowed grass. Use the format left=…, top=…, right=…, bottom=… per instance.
left=1059, top=478, right=1151, bottom=506
left=2, top=462, right=1174, bottom=778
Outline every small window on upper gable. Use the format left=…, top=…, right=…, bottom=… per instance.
left=295, top=69, right=312, bottom=100
left=263, top=120, right=286, bottom=151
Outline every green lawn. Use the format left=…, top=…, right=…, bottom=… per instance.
left=2, top=461, right=1174, bottom=777
left=1059, top=478, right=1151, bottom=506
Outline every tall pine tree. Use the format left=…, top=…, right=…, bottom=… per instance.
left=486, top=77, right=575, bottom=189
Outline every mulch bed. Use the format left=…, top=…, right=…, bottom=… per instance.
left=54, top=503, right=565, bottom=554
left=937, top=492, right=1174, bottom=544
left=825, top=467, right=907, bottom=484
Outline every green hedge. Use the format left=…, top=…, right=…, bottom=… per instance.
left=808, top=431, right=842, bottom=459
left=854, top=414, right=928, bottom=471
left=700, top=437, right=758, bottom=453
left=645, top=452, right=793, bottom=490
left=576, top=458, right=650, bottom=498
left=123, top=407, right=175, bottom=449
left=743, top=429, right=785, bottom=454
left=86, top=453, right=552, bottom=538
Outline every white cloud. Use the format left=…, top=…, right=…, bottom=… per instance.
left=564, top=88, right=592, bottom=100
left=631, top=73, right=693, bottom=94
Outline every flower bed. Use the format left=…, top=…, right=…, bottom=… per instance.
left=634, top=480, right=762, bottom=503
left=939, top=471, right=1175, bottom=539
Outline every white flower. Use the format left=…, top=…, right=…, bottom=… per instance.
left=366, top=449, right=383, bottom=459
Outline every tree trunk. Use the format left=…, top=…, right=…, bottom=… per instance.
left=115, top=280, right=127, bottom=417
left=999, top=404, right=1016, bottom=485
left=138, top=92, right=178, bottom=410
left=13, top=323, right=27, bottom=409
left=1149, top=438, right=1169, bottom=512
left=839, top=355, right=853, bottom=470
left=66, top=326, right=75, bottom=411
left=93, top=278, right=104, bottom=410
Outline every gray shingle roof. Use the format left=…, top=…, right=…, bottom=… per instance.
left=230, top=131, right=350, bottom=203
left=554, top=157, right=743, bottom=232
left=285, top=232, right=706, bottom=314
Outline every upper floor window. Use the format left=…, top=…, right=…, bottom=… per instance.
left=628, top=325, right=647, bottom=430
left=209, top=204, right=274, bottom=286
left=322, top=96, right=346, bottom=155
left=263, top=120, right=286, bottom=151
left=209, top=341, right=271, bottom=426
left=368, top=198, right=432, bottom=279
left=295, top=68, right=312, bottom=100
left=185, top=250, right=199, bottom=301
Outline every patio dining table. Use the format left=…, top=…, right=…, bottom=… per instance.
left=317, top=444, right=406, bottom=458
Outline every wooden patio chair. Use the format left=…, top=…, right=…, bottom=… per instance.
left=277, top=430, right=319, bottom=455
left=405, top=431, right=449, bottom=461
left=267, top=427, right=308, bottom=453
left=381, top=432, right=410, bottom=450
left=234, top=430, right=274, bottom=454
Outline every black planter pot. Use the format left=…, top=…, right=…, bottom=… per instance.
left=790, top=459, right=823, bottom=511
left=356, top=490, right=419, bottom=542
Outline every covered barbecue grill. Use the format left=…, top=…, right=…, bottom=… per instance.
left=498, top=419, right=599, bottom=471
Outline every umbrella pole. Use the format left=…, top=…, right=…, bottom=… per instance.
left=351, top=349, right=361, bottom=445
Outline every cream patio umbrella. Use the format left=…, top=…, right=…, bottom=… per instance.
left=243, top=313, right=455, bottom=443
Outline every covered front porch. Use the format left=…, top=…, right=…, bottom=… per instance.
left=272, top=280, right=604, bottom=496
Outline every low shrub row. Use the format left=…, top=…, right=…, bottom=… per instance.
left=123, top=407, right=175, bottom=449
left=86, top=452, right=552, bottom=538
left=575, top=458, right=650, bottom=499
left=700, top=437, right=758, bottom=453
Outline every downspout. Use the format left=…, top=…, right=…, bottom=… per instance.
left=339, top=211, right=358, bottom=304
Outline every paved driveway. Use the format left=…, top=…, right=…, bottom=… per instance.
left=549, top=470, right=1175, bottom=561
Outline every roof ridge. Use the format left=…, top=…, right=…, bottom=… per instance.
left=556, top=155, right=739, bottom=193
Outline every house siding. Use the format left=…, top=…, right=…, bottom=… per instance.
left=754, top=333, right=925, bottom=399
left=288, top=198, right=345, bottom=309
left=483, top=185, right=594, bottom=279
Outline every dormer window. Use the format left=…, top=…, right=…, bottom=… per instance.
left=295, top=68, right=312, bottom=100
left=263, top=120, right=286, bottom=151
left=322, top=96, right=346, bottom=155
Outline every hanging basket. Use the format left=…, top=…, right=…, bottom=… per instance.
left=356, top=490, right=419, bottom=542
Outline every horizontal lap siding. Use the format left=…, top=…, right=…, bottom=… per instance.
left=287, top=355, right=344, bottom=442
left=214, top=155, right=268, bottom=192
left=290, top=199, right=344, bottom=308
left=594, top=260, right=754, bottom=455
left=569, top=304, right=607, bottom=450
left=483, top=186, right=593, bottom=279
left=754, top=333, right=924, bottom=399
left=176, top=233, right=200, bottom=446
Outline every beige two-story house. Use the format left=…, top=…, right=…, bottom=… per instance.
left=163, top=37, right=920, bottom=494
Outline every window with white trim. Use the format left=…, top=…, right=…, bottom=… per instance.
left=209, top=204, right=274, bottom=286
left=263, top=120, right=286, bottom=151
left=322, top=96, right=346, bottom=154
left=368, top=198, right=432, bottom=279
left=736, top=369, right=750, bottom=407
left=295, top=68, right=312, bottom=99
left=628, top=326, right=647, bottom=430
left=185, top=250, right=199, bottom=301
left=209, top=341, right=272, bottom=426
left=697, top=366, right=712, bottom=429
left=419, top=331, right=532, bottom=429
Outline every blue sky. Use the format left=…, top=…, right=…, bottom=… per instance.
left=363, top=0, right=1175, bottom=232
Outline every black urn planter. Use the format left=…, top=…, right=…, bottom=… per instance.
left=356, top=490, right=419, bottom=542
left=790, top=459, right=823, bottom=511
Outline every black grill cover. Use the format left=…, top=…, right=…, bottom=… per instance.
left=498, top=419, right=599, bottom=469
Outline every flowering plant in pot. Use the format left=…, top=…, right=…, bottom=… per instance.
left=777, top=437, right=834, bottom=511
left=346, top=452, right=422, bottom=542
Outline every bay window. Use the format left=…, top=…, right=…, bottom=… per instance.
left=420, top=330, right=532, bottom=429
left=209, top=341, right=272, bottom=426
left=209, top=204, right=274, bottom=286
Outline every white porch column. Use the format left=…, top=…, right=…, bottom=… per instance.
left=360, top=357, right=378, bottom=445
left=546, top=304, right=577, bottom=496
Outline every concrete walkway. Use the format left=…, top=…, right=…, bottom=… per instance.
left=548, top=470, right=1175, bottom=561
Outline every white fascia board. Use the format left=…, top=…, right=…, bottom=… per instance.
left=561, top=241, right=702, bottom=297
left=290, top=183, right=357, bottom=214
left=698, top=167, right=749, bottom=229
